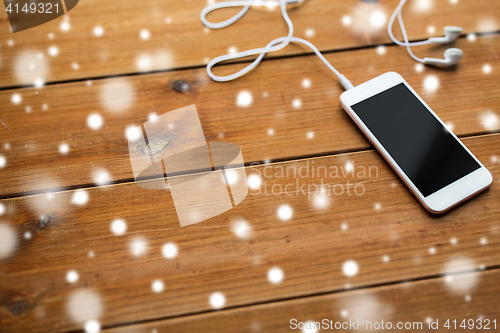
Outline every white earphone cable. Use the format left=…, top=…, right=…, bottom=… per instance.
left=388, top=0, right=430, bottom=47
left=396, top=6, right=425, bottom=63
left=200, top=0, right=354, bottom=90
left=389, top=0, right=426, bottom=63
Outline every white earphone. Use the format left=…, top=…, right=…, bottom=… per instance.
left=200, top=0, right=354, bottom=90
left=388, top=0, right=463, bottom=67
left=200, top=0, right=464, bottom=89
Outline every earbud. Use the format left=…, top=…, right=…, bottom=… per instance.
left=423, top=48, right=463, bottom=67
left=388, top=1, right=465, bottom=67
left=428, top=26, right=462, bottom=44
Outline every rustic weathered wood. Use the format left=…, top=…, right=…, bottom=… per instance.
left=0, top=0, right=499, bottom=87
left=103, top=269, right=500, bottom=333
left=1, top=35, right=499, bottom=197
left=0, top=133, right=498, bottom=332
left=2, top=2, right=499, bottom=332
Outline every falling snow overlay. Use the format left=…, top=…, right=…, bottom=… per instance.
left=0, top=1, right=499, bottom=332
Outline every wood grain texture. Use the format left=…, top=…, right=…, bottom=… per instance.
left=0, top=0, right=499, bottom=87
left=0, top=133, right=498, bottom=332
left=104, top=269, right=500, bottom=333
left=1, top=35, right=499, bottom=197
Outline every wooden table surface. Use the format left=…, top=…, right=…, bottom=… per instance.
left=1, top=0, right=499, bottom=332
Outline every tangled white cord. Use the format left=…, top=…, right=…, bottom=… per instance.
left=200, top=0, right=354, bottom=90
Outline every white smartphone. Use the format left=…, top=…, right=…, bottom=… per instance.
left=340, top=72, right=492, bottom=213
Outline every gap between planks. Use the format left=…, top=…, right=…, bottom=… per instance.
left=0, top=131, right=498, bottom=202
left=88, top=265, right=500, bottom=333
left=0, top=31, right=498, bottom=93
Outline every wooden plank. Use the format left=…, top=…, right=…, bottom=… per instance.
left=1, top=35, right=499, bottom=196
left=104, top=269, right=500, bottom=333
left=0, top=0, right=499, bottom=87
left=0, top=133, right=498, bottom=332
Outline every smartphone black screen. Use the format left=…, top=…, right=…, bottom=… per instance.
left=351, top=83, right=480, bottom=197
